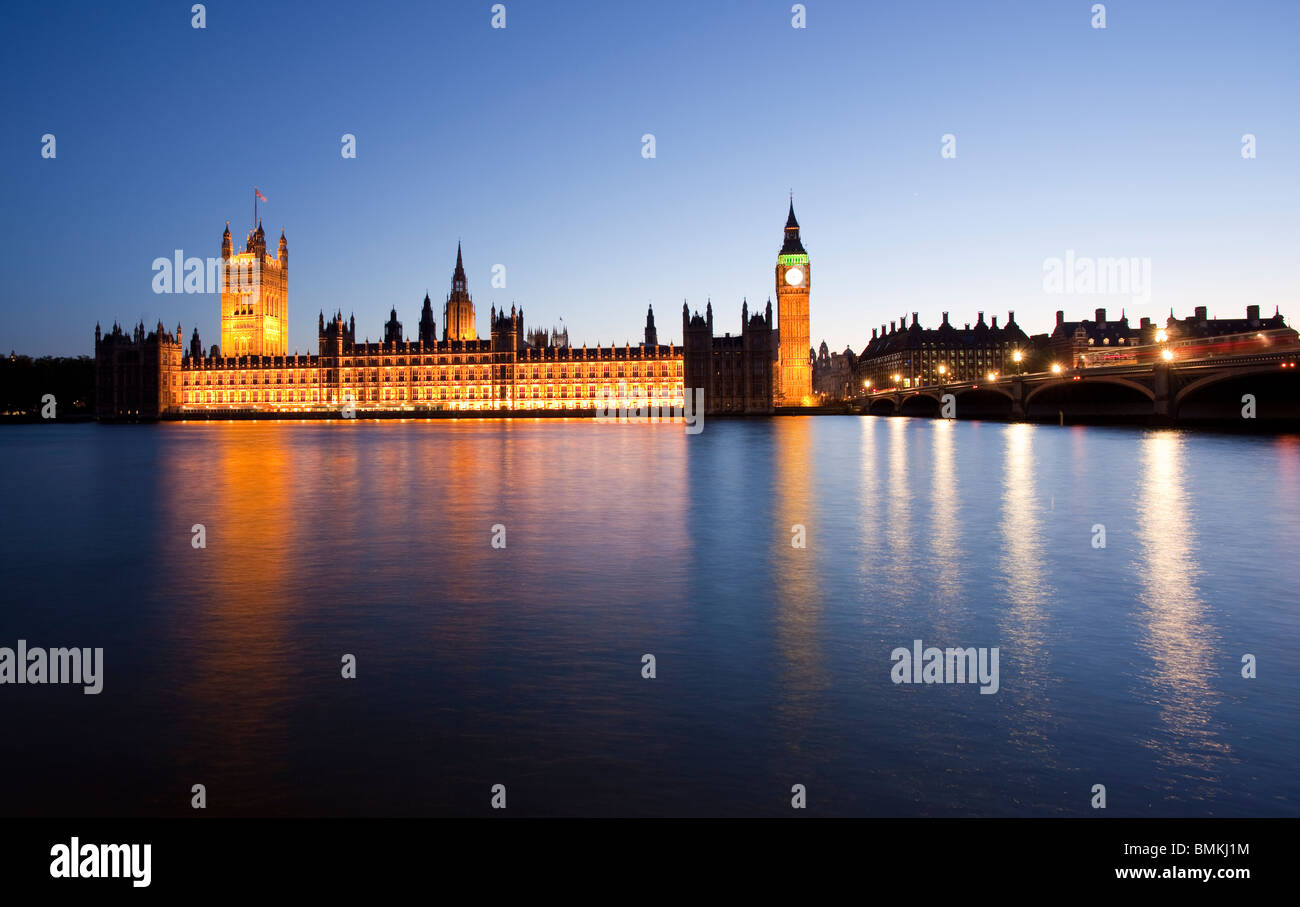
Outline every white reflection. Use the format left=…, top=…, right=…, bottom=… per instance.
left=999, top=423, right=1057, bottom=764
left=1135, top=432, right=1227, bottom=778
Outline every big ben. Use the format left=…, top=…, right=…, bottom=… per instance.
left=775, top=199, right=811, bottom=405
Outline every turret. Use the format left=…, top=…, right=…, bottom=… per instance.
left=221, top=222, right=232, bottom=259
left=419, top=292, right=437, bottom=345
left=644, top=304, right=658, bottom=347
left=278, top=229, right=288, bottom=264
left=247, top=222, right=267, bottom=256
left=384, top=307, right=403, bottom=344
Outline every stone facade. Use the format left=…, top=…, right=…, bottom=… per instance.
left=682, top=299, right=775, bottom=414
left=94, top=321, right=183, bottom=419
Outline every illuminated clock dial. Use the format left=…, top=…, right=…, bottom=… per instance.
left=785, top=267, right=804, bottom=287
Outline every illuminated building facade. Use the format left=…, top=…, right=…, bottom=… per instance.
left=169, top=240, right=686, bottom=415
left=95, top=204, right=806, bottom=418
left=856, top=311, right=1030, bottom=389
left=220, top=221, right=288, bottom=357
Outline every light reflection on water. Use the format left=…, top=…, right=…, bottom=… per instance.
left=1134, top=433, right=1231, bottom=796
left=0, top=418, right=1296, bottom=816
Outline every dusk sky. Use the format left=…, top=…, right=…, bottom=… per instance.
left=2, top=0, right=1297, bottom=356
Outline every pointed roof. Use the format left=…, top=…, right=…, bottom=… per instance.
left=781, top=199, right=806, bottom=255
left=449, top=242, right=469, bottom=299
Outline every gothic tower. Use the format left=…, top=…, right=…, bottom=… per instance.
left=644, top=304, right=658, bottom=347
left=443, top=243, right=477, bottom=341
left=418, top=293, right=437, bottom=345
left=220, top=219, right=288, bottom=357
left=775, top=200, right=811, bottom=405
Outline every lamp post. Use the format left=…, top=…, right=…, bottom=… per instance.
left=1012, top=349, right=1023, bottom=376
left=1155, top=328, right=1172, bottom=364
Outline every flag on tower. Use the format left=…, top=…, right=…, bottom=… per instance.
left=255, top=187, right=267, bottom=202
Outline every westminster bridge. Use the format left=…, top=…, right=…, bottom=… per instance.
left=858, top=350, right=1300, bottom=426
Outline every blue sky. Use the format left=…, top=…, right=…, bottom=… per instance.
left=2, top=0, right=1297, bottom=356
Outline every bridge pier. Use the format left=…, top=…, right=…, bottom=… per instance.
left=1151, top=364, right=1175, bottom=426
left=1009, top=377, right=1026, bottom=420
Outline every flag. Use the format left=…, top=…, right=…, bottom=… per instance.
left=255, top=187, right=267, bottom=203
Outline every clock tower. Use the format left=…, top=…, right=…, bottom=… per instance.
left=775, top=199, right=811, bottom=405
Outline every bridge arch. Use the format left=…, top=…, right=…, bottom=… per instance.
left=1174, top=366, right=1289, bottom=409
left=866, top=396, right=897, bottom=415
left=899, top=393, right=941, bottom=416
left=1023, top=376, right=1155, bottom=406
left=952, top=384, right=1015, bottom=402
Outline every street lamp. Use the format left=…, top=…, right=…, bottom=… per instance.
left=987, top=371, right=998, bottom=382
left=937, top=363, right=947, bottom=384
left=1161, top=348, right=1174, bottom=361
left=1051, top=363, right=1062, bottom=374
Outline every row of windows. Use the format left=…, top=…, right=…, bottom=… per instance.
left=333, top=354, right=678, bottom=367
left=184, top=364, right=685, bottom=385
left=183, top=385, right=684, bottom=404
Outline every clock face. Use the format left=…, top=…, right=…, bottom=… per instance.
left=784, top=267, right=805, bottom=287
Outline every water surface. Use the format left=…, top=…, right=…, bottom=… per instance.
left=1, top=417, right=1296, bottom=816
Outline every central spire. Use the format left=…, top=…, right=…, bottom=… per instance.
left=451, top=242, right=467, bottom=294
left=443, top=242, right=476, bottom=341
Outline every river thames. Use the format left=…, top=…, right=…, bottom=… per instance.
left=1, top=417, right=1297, bottom=816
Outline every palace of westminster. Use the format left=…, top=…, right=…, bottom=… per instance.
left=95, top=203, right=818, bottom=418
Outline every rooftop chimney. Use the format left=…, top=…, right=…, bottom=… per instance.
left=1056, top=310, right=1065, bottom=326
left=1194, top=306, right=1207, bottom=321
left=1095, top=308, right=1106, bottom=323
left=1247, top=304, right=1260, bottom=321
